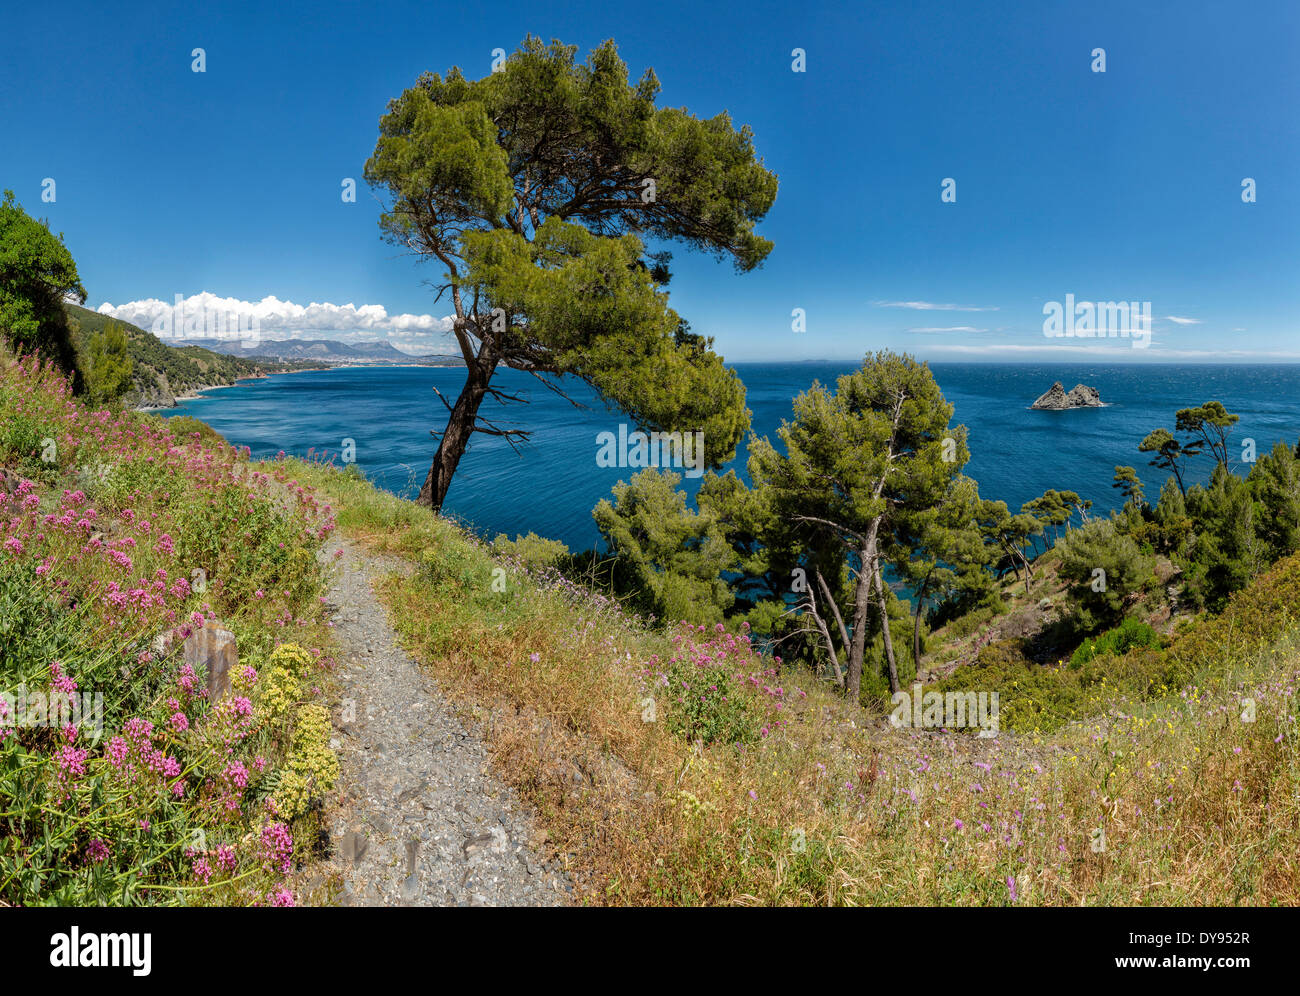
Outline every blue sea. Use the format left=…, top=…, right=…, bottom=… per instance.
left=164, top=363, right=1300, bottom=552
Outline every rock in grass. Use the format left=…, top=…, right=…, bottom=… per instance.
left=153, top=622, right=239, bottom=700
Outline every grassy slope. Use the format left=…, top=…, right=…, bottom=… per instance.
left=289, top=460, right=1300, bottom=906
left=65, top=303, right=299, bottom=403
left=0, top=356, right=342, bottom=905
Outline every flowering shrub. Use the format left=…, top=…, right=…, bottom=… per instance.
left=641, top=622, right=794, bottom=745
left=0, top=356, right=337, bottom=905
left=273, top=703, right=339, bottom=820
left=257, top=643, right=316, bottom=721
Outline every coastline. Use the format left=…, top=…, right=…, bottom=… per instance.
left=136, top=361, right=464, bottom=412
left=136, top=377, right=256, bottom=412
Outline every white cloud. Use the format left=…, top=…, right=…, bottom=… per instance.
left=94, top=292, right=455, bottom=341
left=875, top=300, right=1000, bottom=312
left=906, top=326, right=988, bottom=334
left=1163, top=315, right=1201, bottom=325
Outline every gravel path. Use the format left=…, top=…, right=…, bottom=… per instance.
left=321, top=538, right=571, bottom=906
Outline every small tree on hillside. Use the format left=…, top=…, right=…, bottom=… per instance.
left=592, top=468, right=735, bottom=625
left=1175, top=401, right=1239, bottom=467
left=1113, top=465, right=1144, bottom=507
left=84, top=321, right=134, bottom=407
left=895, top=473, right=990, bottom=673
left=1022, top=488, right=1091, bottom=549
left=365, top=37, right=777, bottom=511
left=0, top=190, right=85, bottom=386
left=1139, top=428, right=1195, bottom=496
left=698, top=466, right=849, bottom=684
left=976, top=499, right=1043, bottom=596
left=1056, top=518, right=1154, bottom=627
left=736, top=352, right=967, bottom=699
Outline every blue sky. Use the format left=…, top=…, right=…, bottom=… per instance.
left=3, top=0, right=1296, bottom=361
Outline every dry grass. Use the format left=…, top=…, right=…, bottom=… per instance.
left=289, top=459, right=1300, bottom=906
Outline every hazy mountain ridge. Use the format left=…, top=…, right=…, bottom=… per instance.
left=172, top=336, right=464, bottom=365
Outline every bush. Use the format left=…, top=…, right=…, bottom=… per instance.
left=492, top=531, right=572, bottom=571
left=1056, top=519, right=1155, bottom=625
left=945, top=604, right=998, bottom=639
left=976, top=637, right=1032, bottom=670
left=1070, top=617, right=1162, bottom=668
left=934, top=653, right=1084, bottom=735
left=164, top=415, right=226, bottom=447
left=651, top=623, right=778, bottom=746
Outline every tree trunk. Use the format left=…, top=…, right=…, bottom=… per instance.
left=875, top=561, right=900, bottom=695
left=845, top=525, right=881, bottom=703
left=417, top=357, right=496, bottom=511
left=912, top=573, right=931, bottom=679
left=816, top=569, right=851, bottom=688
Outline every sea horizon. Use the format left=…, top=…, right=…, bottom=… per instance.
left=164, top=360, right=1300, bottom=553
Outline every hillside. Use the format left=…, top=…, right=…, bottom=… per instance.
left=64, top=303, right=324, bottom=408
left=0, top=355, right=339, bottom=906
left=276, top=458, right=1300, bottom=906
left=173, top=336, right=464, bottom=366
left=3, top=351, right=1298, bottom=907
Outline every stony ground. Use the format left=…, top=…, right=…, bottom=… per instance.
left=318, top=538, right=571, bottom=906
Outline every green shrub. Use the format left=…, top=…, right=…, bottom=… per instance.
left=0, top=411, right=56, bottom=478
left=946, top=604, right=998, bottom=639
left=1056, top=518, right=1155, bottom=625
left=492, top=531, right=572, bottom=571
left=165, top=415, right=226, bottom=447
left=1070, top=617, right=1162, bottom=669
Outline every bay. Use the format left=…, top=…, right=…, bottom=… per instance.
left=164, top=362, right=1300, bottom=552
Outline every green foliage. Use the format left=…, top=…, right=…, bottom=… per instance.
left=461, top=218, right=751, bottom=468
left=1056, top=518, right=1155, bottom=626
left=365, top=35, right=776, bottom=506
left=709, top=352, right=968, bottom=695
left=942, top=603, right=1000, bottom=639
left=1070, top=617, right=1162, bottom=668
left=1175, top=401, right=1239, bottom=466
left=896, top=477, right=991, bottom=626
left=491, top=531, right=572, bottom=571
left=1139, top=427, right=1192, bottom=496
left=935, top=648, right=1084, bottom=735
left=1112, top=465, right=1144, bottom=506
left=0, top=408, right=55, bottom=477
left=975, top=498, right=1042, bottom=591
left=0, top=191, right=84, bottom=385
left=593, top=468, right=734, bottom=625
left=83, top=321, right=134, bottom=407
left=1164, top=548, right=1300, bottom=681
left=1021, top=489, right=1090, bottom=547
left=164, top=415, right=227, bottom=447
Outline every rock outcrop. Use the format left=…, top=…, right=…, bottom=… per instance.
left=1031, top=382, right=1102, bottom=410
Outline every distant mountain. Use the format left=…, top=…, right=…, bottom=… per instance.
left=64, top=304, right=321, bottom=409
left=171, top=337, right=463, bottom=365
